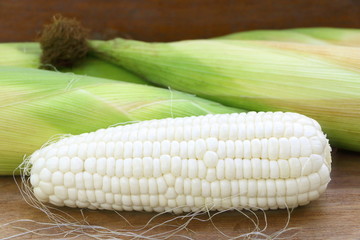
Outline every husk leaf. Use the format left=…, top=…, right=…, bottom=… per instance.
left=0, top=42, right=146, bottom=84
left=215, top=27, right=360, bottom=47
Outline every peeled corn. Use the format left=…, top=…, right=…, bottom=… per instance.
left=28, top=112, right=332, bottom=213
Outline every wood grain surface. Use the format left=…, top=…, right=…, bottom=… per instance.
left=0, top=149, right=359, bottom=240
left=0, top=0, right=359, bottom=42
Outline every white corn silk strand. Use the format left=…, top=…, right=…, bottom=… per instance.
left=26, top=112, right=332, bottom=213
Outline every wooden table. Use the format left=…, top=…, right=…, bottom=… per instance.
left=1, top=149, right=359, bottom=239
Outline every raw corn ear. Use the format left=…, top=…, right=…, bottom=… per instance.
left=0, top=67, right=242, bottom=175
left=0, top=42, right=146, bottom=84
left=27, top=112, right=332, bottom=213
left=215, top=27, right=360, bottom=47
left=89, top=38, right=360, bottom=152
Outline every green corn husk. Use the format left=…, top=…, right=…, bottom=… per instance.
left=0, top=66, right=242, bottom=175
left=89, top=38, right=360, bottom=152
left=0, top=42, right=146, bottom=84
left=215, top=27, right=360, bottom=47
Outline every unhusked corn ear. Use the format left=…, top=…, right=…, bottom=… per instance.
left=89, top=38, right=360, bottom=151
left=0, top=67, right=241, bottom=175
left=28, top=112, right=332, bottom=213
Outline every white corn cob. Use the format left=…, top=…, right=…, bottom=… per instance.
left=28, top=112, right=331, bottom=213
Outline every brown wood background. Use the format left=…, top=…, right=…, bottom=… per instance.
left=0, top=0, right=359, bottom=42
